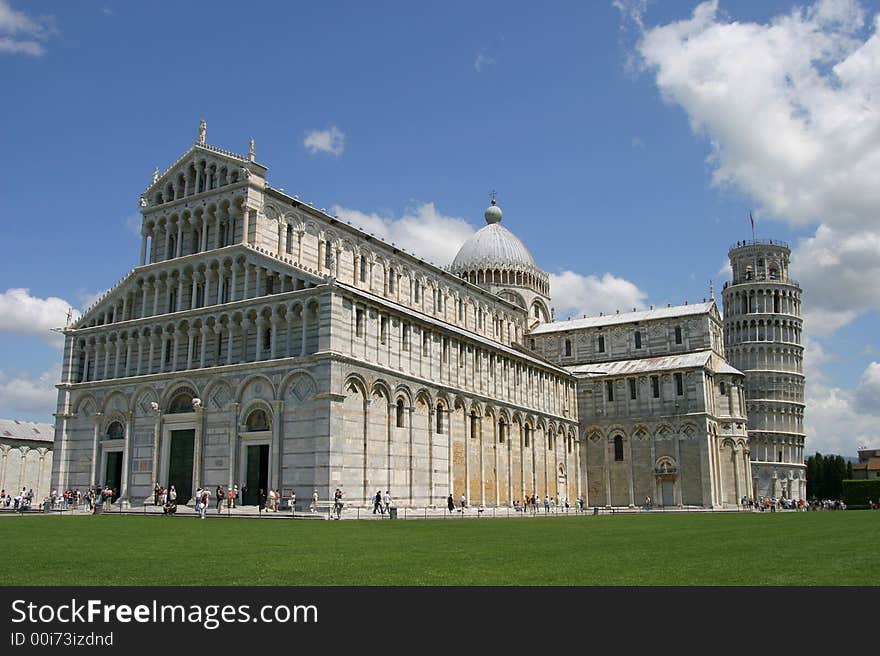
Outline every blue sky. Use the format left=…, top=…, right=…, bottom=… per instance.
left=1, top=0, right=879, bottom=456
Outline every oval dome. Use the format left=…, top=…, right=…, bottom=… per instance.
left=450, top=203, right=537, bottom=272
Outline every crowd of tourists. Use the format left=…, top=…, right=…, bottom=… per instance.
left=0, top=487, right=118, bottom=513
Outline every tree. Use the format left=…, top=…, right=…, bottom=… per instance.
left=806, top=452, right=849, bottom=499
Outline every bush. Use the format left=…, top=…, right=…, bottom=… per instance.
left=841, top=479, right=880, bottom=508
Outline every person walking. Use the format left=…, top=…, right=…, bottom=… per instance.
left=199, top=489, right=208, bottom=519
left=460, top=493, right=466, bottom=512
left=447, top=493, right=455, bottom=513
left=333, top=488, right=344, bottom=519
left=311, top=489, right=318, bottom=513
left=216, top=485, right=224, bottom=513
left=373, top=490, right=383, bottom=514
left=289, top=489, right=296, bottom=513
left=383, top=490, right=391, bottom=514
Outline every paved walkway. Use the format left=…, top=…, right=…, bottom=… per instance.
left=3, top=503, right=762, bottom=521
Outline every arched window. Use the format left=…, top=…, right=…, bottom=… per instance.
left=286, top=224, right=293, bottom=254
left=498, top=419, right=505, bottom=443
left=470, top=412, right=478, bottom=439
left=388, top=268, right=395, bottom=294
left=436, top=403, right=444, bottom=433
left=168, top=390, right=196, bottom=413
left=614, top=435, right=624, bottom=461
left=524, top=425, right=531, bottom=447
left=246, top=409, right=270, bottom=432
left=396, top=399, right=405, bottom=428
left=106, top=421, right=125, bottom=439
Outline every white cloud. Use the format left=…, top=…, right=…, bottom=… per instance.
left=0, top=365, right=60, bottom=417
left=303, top=125, right=345, bottom=156
left=854, top=361, right=880, bottom=414
left=0, top=0, right=56, bottom=56
left=125, top=214, right=141, bottom=237
left=331, top=202, right=476, bottom=266
left=632, top=0, right=880, bottom=335
left=550, top=271, right=648, bottom=320
left=474, top=49, right=495, bottom=72
left=0, top=288, right=78, bottom=346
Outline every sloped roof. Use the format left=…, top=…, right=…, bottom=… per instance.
left=0, top=418, right=54, bottom=443
left=566, top=350, right=742, bottom=378
left=531, top=301, right=715, bottom=334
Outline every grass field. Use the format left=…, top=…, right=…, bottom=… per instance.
left=1, top=512, right=877, bottom=585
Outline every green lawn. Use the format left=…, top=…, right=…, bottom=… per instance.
left=1, top=512, right=876, bottom=585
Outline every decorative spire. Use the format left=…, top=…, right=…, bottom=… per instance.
left=709, top=280, right=715, bottom=301
left=198, top=119, right=207, bottom=146
left=485, top=190, right=502, bottom=224
left=248, top=136, right=255, bottom=162
left=152, top=166, right=159, bottom=184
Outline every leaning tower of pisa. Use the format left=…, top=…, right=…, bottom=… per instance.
left=722, top=239, right=806, bottom=501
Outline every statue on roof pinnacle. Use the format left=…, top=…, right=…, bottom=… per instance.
left=198, top=119, right=207, bottom=145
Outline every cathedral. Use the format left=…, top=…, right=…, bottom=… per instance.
left=50, top=124, right=804, bottom=509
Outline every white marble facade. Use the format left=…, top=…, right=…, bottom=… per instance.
left=52, top=125, right=787, bottom=509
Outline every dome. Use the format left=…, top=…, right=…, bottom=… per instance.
left=450, top=202, right=537, bottom=272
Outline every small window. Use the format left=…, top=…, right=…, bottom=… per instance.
left=598, top=335, right=605, bottom=353
left=651, top=376, right=660, bottom=399
left=396, top=399, right=405, bottom=428
left=635, top=331, right=642, bottom=349
left=414, top=281, right=421, bottom=303
left=402, top=323, right=409, bottom=351
left=720, top=382, right=727, bottom=396
left=629, top=378, right=637, bottom=400
left=470, top=412, right=478, bottom=439
left=380, top=317, right=388, bottom=344
left=524, top=426, right=531, bottom=447
left=388, top=268, right=395, bottom=294
left=360, top=256, right=367, bottom=282
left=614, top=435, right=624, bottom=461
left=564, top=339, right=572, bottom=357
left=286, top=224, right=293, bottom=254
left=778, top=450, right=783, bottom=463
left=458, top=299, right=464, bottom=321
left=266, top=275, right=274, bottom=295
left=263, top=327, right=271, bottom=351
left=529, top=338, right=535, bottom=350
left=459, top=344, right=464, bottom=367
left=246, top=409, right=270, bottom=431
left=422, top=331, right=429, bottom=356
left=675, top=326, right=682, bottom=344
left=356, top=309, right=364, bottom=337
left=675, top=372, right=683, bottom=396
left=106, top=421, right=125, bottom=439
left=498, top=419, right=505, bottom=443
left=606, top=380, right=614, bottom=401
left=436, top=404, right=444, bottom=433
left=324, top=241, right=333, bottom=269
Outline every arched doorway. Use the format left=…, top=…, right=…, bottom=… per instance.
left=240, top=408, right=271, bottom=506
left=102, top=421, right=125, bottom=502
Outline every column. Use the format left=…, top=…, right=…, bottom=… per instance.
left=141, top=283, right=148, bottom=318
left=199, top=326, right=209, bottom=368
left=120, top=413, right=132, bottom=502
left=135, top=335, right=143, bottom=376
left=256, top=266, right=263, bottom=297
left=171, top=332, right=179, bottom=372
left=200, top=214, right=208, bottom=252
left=255, top=319, right=264, bottom=361
left=627, top=435, right=635, bottom=506
left=270, top=318, right=278, bottom=359
left=113, top=340, right=122, bottom=378
left=604, top=437, right=611, bottom=505
left=240, top=206, right=249, bottom=245
left=193, top=406, right=204, bottom=492
left=191, top=273, right=200, bottom=308
left=121, top=293, right=128, bottom=322
left=228, top=403, right=239, bottom=489
left=519, top=423, right=525, bottom=500
left=102, top=342, right=111, bottom=380
left=447, top=407, right=454, bottom=503
left=300, top=310, right=308, bottom=356
left=90, top=414, right=102, bottom=486
left=140, top=231, right=148, bottom=266
left=147, top=337, right=157, bottom=375
left=408, top=406, right=414, bottom=505
left=226, top=323, right=235, bottom=365
left=176, top=221, right=183, bottom=258
left=124, top=338, right=133, bottom=377
left=186, top=331, right=194, bottom=370
left=152, top=281, right=161, bottom=317
left=205, top=270, right=213, bottom=306
left=243, top=263, right=250, bottom=300
left=271, top=400, right=284, bottom=492
left=733, top=446, right=742, bottom=501
left=674, top=434, right=683, bottom=505
left=150, top=411, right=162, bottom=495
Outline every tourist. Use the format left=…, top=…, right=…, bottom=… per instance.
left=311, top=489, right=318, bottom=513
left=289, top=489, right=296, bottom=512
left=383, top=490, right=390, bottom=514
left=544, top=495, right=550, bottom=513
left=460, top=493, right=466, bottom=512
left=226, top=487, right=234, bottom=510
left=233, top=484, right=239, bottom=507
left=373, top=490, right=383, bottom=514
left=259, top=489, right=267, bottom=511
left=216, top=485, right=224, bottom=513
left=199, top=489, right=209, bottom=519
left=154, top=482, right=161, bottom=506
left=447, top=493, right=455, bottom=513
left=333, top=488, right=344, bottom=519
left=194, top=487, right=202, bottom=514
left=268, top=488, right=276, bottom=512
